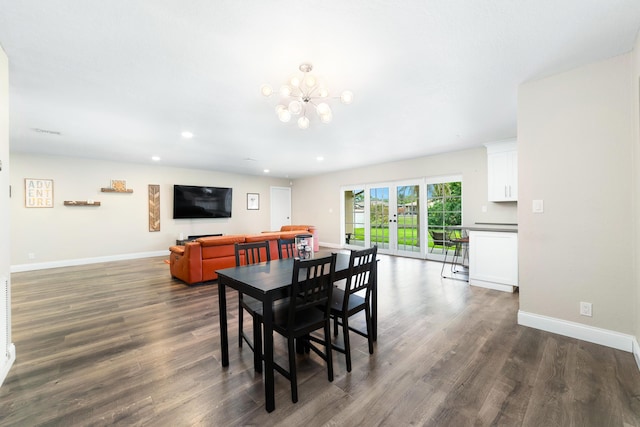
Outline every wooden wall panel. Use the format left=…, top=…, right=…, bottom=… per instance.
left=148, top=184, right=160, bottom=232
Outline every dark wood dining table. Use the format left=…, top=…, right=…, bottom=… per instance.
left=216, top=251, right=377, bottom=412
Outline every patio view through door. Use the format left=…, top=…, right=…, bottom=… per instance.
left=343, top=181, right=423, bottom=257
left=342, top=176, right=462, bottom=259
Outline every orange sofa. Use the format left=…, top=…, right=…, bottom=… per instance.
left=169, top=225, right=317, bottom=285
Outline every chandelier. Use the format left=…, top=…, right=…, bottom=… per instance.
left=260, top=63, right=353, bottom=129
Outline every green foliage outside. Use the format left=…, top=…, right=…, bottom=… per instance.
left=347, top=181, right=462, bottom=249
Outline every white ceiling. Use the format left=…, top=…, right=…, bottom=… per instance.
left=0, top=1, right=639, bottom=178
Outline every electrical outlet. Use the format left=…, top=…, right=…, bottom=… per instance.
left=580, top=302, right=592, bottom=317
left=28, top=252, right=35, bottom=260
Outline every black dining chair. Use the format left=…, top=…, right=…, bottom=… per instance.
left=330, top=245, right=377, bottom=372
left=234, top=241, right=271, bottom=372
left=277, top=237, right=296, bottom=259
left=271, top=253, right=336, bottom=403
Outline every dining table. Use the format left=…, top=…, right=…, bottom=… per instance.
left=216, top=250, right=377, bottom=412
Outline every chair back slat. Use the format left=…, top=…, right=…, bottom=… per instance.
left=289, top=254, right=337, bottom=325
left=277, top=238, right=297, bottom=259
left=235, top=241, right=271, bottom=267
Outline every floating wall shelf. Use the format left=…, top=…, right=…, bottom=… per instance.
left=64, top=201, right=101, bottom=206
left=101, top=188, right=133, bottom=193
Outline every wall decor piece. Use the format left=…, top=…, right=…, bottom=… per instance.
left=25, top=178, right=54, bottom=208
left=101, top=187, right=133, bottom=193
left=63, top=201, right=101, bottom=206
left=148, top=184, right=160, bottom=232
left=111, top=179, right=127, bottom=192
left=247, top=193, right=259, bottom=210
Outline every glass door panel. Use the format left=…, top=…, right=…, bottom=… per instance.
left=343, top=189, right=365, bottom=247
left=396, top=184, right=421, bottom=254
left=426, top=180, right=462, bottom=260
left=369, top=186, right=390, bottom=250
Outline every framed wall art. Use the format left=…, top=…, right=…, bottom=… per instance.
left=25, top=178, right=54, bottom=208
left=247, top=193, right=259, bottom=210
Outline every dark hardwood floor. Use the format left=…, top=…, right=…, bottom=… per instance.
left=1, top=253, right=639, bottom=426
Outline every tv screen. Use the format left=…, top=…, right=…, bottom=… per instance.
left=173, top=185, right=232, bottom=219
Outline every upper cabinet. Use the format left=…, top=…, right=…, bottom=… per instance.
left=484, top=139, right=517, bottom=202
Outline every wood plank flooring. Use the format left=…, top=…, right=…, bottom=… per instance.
left=1, top=253, right=639, bottom=426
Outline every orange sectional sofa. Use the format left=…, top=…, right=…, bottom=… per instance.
left=169, top=225, right=317, bottom=285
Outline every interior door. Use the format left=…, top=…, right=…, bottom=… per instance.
left=270, top=186, right=291, bottom=231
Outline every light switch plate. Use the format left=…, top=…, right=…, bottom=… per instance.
left=532, top=199, right=544, bottom=213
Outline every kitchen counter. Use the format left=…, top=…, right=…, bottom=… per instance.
left=444, top=224, right=518, bottom=233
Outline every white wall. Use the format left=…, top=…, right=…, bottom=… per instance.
left=0, top=44, right=15, bottom=387
left=292, top=147, right=517, bottom=246
left=518, top=53, right=635, bottom=335
left=10, top=153, right=290, bottom=269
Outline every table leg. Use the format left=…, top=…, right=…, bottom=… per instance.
left=218, top=278, right=229, bottom=367
left=262, top=295, right=275, bottom=412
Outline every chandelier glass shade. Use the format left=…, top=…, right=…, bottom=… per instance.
left=260, top=63, right=353, bottom=129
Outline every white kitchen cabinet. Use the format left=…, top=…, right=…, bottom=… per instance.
left=469, top=230, right=518, bottom=292
left=485, top=140, right=517, bottom=202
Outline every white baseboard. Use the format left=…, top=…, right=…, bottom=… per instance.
left=518, top=310, right=634, bottom=353
left=633, top=338, right=640, bottom=371
left=470, top=279, right=516, bottom=293
left=319, top=241, right=342, bottom=249
left=10, top=250, right=169, bottom=273
left=0, top=343, right=16, bottom=387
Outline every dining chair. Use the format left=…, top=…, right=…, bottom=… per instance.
left=277, top=237, right=296, bottom=259
left=271, top=253, right=336, bottom=403
left=428, top=229, right=450, bottom=253
left=330, top=245, right=377, bottom=372
left=234, top=241, right=271, bottom=372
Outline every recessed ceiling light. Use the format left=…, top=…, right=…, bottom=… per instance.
left=263, top=169, right=270, bottom=173
left=181, top=131, right=194, bottom=139
left=316, top=156, right=324, bottom=161
left=151, top=156, right=161, bottom=161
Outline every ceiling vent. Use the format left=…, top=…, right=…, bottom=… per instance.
left=32, top=128, right=61, bottom=136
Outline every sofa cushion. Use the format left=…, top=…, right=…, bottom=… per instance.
left=169, top=245, right=185, bottom=255
left=280, top=225, right=312, bottom=232
left=196, top=235, right=246, bottom=247
left=246, top=232, right=281, bottom=242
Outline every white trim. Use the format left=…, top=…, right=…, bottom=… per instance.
left=518, top=310, right=634, bottom=353
left=0, top=343, right=15, bottom=387
left=633, top=337, right=640, bottom=371
left=319, top=241, right=342, bottom=250
left=470, top=279, right=516, bottom=293
left=10, top=250, right=169, bottom=273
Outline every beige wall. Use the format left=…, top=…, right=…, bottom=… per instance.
left=10, top=153, right=290, bottom=268
left=292, top=147, right=517, bottom=246
left=518, top=53, right=635, bottom=334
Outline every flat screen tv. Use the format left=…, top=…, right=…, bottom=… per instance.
left=173, top=185, right=232, bottom=219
